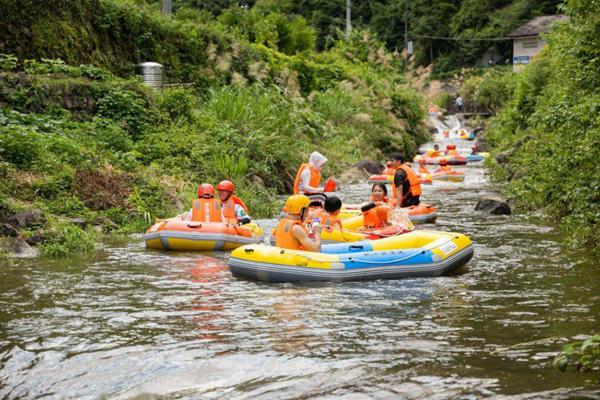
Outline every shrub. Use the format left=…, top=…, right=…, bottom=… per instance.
left=40, top=222, right=97, bottom=257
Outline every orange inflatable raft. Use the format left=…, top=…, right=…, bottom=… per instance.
left=431, top=170, right=465, bottom=182
left=145, top=219, right=264, bottom=251
left=368, top=174, right=432, bottom=185
left=340, top=203, right=437, bottom=224
left=414, top=154, right=468, bottom=166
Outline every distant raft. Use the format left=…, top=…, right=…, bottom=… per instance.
left=145, top=219, right=264, bottom=251
left=414, top=154, right=468, bottom=166
left=367, top=174, right=431, bottom=185
left=228, top=230, right=474, bottom=283
left=339, top=203, right=437, bottom=224
left=467, top=152, right=490, bottom=162
left=431, top=170, right=465, bottom=182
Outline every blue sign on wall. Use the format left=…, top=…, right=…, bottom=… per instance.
left=513, top=55, right=530, bottom=64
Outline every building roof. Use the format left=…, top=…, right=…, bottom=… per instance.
left=508, top=15, right=568, bottom=38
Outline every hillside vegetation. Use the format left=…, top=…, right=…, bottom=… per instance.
left=0, top=0, right=428, bottom=256
left=459, top=0, right=599, bottom=250
left=143, top=0, right=562, bottom=74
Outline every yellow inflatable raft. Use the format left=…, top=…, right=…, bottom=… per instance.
left=229, top=230, right=474, bottom=282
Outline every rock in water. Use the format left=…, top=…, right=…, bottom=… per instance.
left=352, top=160, right=383, bottom=175
left=0, top=237, right=40, bottom=258
left=475, top=195, right=511, bottom=215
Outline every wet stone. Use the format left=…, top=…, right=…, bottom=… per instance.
left=475, top=195, right=511, bottom=215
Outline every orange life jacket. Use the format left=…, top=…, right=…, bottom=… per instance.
left=369, top=195, right=390, bottom=204
left=382, top=166, right=397, bottom=176
left=363, top=205, right=390, bottom=229
left=446, top=150, right=459, bottom=156
left=274, top=218, right=307, bottom=250
left=311, top=209, right=341, bottom=233
left=293, top=163, right=321, bottom=194
left=427, top=150, right=441, bottom=157
left=435, top=165, right=452, bottom=173
left=191, top=198, right=222, bottom=223
left=231, top=195, right=249, bottom=213
left=392, top=164, right=422, bottom=202
left=220, top=197, right=238, bottom=224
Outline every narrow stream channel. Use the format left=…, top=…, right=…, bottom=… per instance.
left=1, top=117, right=598, bottom=399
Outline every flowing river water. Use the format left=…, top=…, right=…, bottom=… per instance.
left=1, top=117, right=599, bottom=399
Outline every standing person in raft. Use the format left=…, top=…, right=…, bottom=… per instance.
left=393, top=156, right=422, bottom=207
left=293, top=151, right=336, bottom=195
left=216, top=180, right=252, bottom=225
left=275, top=195, right=322, bottom=251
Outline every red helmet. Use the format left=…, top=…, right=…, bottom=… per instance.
left=419, top=158, right=426, bottom=165
left=216, top=180, right=235, bottom=193
left=197, top=183, right=215, bottom=198
left=446, top=144, right=456, bottom=150
left=439, top=159, right=448, bottom=166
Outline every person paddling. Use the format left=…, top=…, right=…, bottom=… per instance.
left=274, top=195, right=321, bottom=252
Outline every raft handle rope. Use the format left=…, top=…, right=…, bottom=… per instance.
left=346, top=239, right=458, bottom=265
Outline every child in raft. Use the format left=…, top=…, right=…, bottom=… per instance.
left=309, top=196, right=343, bottom=233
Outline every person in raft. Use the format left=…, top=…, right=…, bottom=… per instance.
left=188, top=183, right=222, bottom=222
left=310, top=196, right=343, bottom=233
left=369, top=183, right=390, bottom=204
left=393, top=156, right=422, bottom=207
left=445, top=144, right=459, bottom=156
left=418, top=158, right=431, bottom=175
left=275, top=195, right=322, bottom=251
left=293, top=151, right=329, bottom=194
left=426, top=144, right=442, bottom=158
left=360, top=202, right=392, bottom=230
left=433, top=158, right=452, bottom=173
left=216, top=180, right=251, bottom=225
left=382, top=152, right=404, bottom=176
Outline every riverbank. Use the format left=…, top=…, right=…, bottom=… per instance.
left=0, top=14, right=429, bottom=257
left=456, top=0, right=599, bottom=252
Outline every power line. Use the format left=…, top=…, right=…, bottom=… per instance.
left=411, top=34, right=511, bottom=41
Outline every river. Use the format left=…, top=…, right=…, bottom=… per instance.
left=1, top=117, right=599, bottom=399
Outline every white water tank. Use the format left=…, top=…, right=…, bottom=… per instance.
left=136, top=62, right=163, bottom=89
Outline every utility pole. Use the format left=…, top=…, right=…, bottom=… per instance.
left=346, top=0, right=351, bottom=38
left=162, top=0, right=171, bottom=15
left=404, top=0, right=408, bottom=50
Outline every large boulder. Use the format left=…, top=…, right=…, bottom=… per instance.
left=0, top=223, right=19, bottom=237
left=352, top=160, right=383, bottom=175
left=0, top=237, right=40, bottom=258
left=475, top=195, right=511, bottom=215
left=337, top=167, right=370, bottom=185
left=10, top=209, right=45, bottom=228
